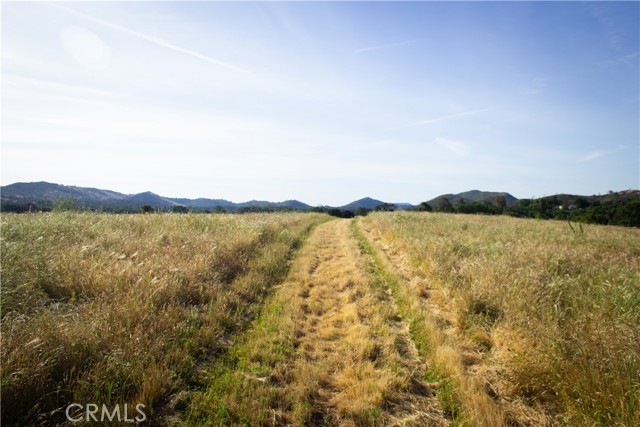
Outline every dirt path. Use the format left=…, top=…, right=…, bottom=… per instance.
left=276, top=219, right=449, bottom=426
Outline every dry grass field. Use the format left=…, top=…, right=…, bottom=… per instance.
left=1, top=212, right=328, bottom=425
left=359, top=212, right=640, bottom=426
left=184, top=219, right=449, bottom=426
left=2, top=211, right=638, bottom=426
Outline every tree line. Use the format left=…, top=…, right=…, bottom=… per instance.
left=414, top=195, right=640, bottom=227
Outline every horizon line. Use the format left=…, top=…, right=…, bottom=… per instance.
left=2, top=180, right=638, bottom=207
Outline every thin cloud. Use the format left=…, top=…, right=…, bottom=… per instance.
left=400, top=109, right=486, bottom=128
left=434, top=137, right=470, bottom=156
left=53, top=4, right=251, bottom=74
left=578, top=146, right=625, bottom=163
left=590, top=3, right=625, bottom=51
left=600, top=51, right=639, bottom=68
left=353, top=38, right=421, bottom=54
left=520, top=77, right=550, bottom=96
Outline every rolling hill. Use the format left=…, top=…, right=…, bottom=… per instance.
left=339, top=197, right=386, bottom=211
left=0, top=182, right=310, bottom=212
left=427, top=190, right=518, bottom=206
left=1, top=182, right=412, bottom=212
left=5, top=182, right=634, bottom=219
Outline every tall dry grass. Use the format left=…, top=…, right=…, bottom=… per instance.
left=1, top=212, right=327, bottom=425
left=360, top=212, right=640, bottom=426
left=186, top=219, right=449, bottom=427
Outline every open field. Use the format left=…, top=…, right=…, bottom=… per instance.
left=1, top=212, right=328, bottom=425
left=2, top=211, right=639, bottom=426
left=184, top=219, right=448, bottom=426
left=360, top=212, right=640, bottom=426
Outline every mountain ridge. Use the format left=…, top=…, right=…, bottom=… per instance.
left=427, top=190, right=518, bottom=207
left=339, top=197, right=386, bottom=211
left=3, top=181, right=636, bottom=214
left=0, top=182, right=317, bottom=212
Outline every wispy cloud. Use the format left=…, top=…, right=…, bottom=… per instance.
left=599, top=51, right=639, bottom=68
left=353, top=38, right=421, bottom=54
left=52, top=4, right=251, bottom=74
left=399, top=109, right=486, bottom=128
left=590, top=3, right=625, bottom=51
left=520, top=77, right=551, bottom=96
left=434, top=137, right=470, bottom=156
left=578, top=146, right=625, bottom=163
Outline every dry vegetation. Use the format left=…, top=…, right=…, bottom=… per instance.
left=359, top=212, right=640, bottom=426
left=185, top=220, right=448, bottom=426
left=1, top=212, right=327, bottom=425
left=2, top=211, right=638, bottom=426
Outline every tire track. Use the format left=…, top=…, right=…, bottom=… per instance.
left=276, top=219, right=449, bottom=426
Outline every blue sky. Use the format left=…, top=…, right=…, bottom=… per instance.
left=2, top=1, right=638, bottom=205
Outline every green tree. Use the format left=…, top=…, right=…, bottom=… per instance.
left=417, top=202, right=432, bottom=212
left=328, top=208, right=354, bottom=218
left=374, top=203, right=396, bottom=212
left=355, top=207, right=372, bottom=216
left=172, top=205, right=189, bottom=213
left=495, top=195, right=507, bottom=214
left=457, top=201, right=492, bottom=214
left=140, top=205, right=154, bottom=214
left=574, top=197, right=590, bottom=209
left=435, top=197, right=453, bottom=213
left=613, top=201, right=640, bottom=227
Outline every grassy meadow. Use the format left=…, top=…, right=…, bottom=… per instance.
left=184, top=220, right=449, bottom=427
left=359, top=212, right=640, bottom=426
left=1, top=212, right=328, bottom=425
left=1, top=210, right=638, bottom=426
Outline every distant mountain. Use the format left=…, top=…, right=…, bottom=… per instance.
left=427, top=190, right=518, bottom=207
left=3, top=182, right=637, bottom=220
left=166, top=197, right=236, bottom=209
left=0, top=183, right=414, bottom=213
left=1, top=181, right=127, bottom=210
left=0, top=182, right=311, bottom=212
left=340, top=197, right=385, bottom=211
left=127, top=191, right=178, bottom=210
left=537, top=190, right=640, bottom=205
left=0, top=181, right=123, bottom=203
left=279, top=200, right=313, bottom=210
left=237, top=200, right=312, bottom=210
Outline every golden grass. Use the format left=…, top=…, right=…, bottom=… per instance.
left=6, top=210, right=635, bottom=425
left=1, top=212, right=327, bottom=425
left=186, top=219, right=449, bottom=426
left=359, top=212, right=640, bottom=426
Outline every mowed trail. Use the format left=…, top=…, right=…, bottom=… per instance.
left=274, top=219, right=449, bottom=426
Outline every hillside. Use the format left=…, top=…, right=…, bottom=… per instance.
left=166, top=197, right=236, bottom=209
left=0, top=182, right=310, bottom=212
left=236, top=199, right=312, bottom=210
left=0, top=182, right=396, bottom=213
left=126, top=191, right=178, bottom=210
left=339, top=197, right=386, bottom=211
left=536, top=190, right=640, bottom=206
left=427, top=190, right=518, bottom=206
left=1, top=182, right=124, bottom=211
left=2, top=182, right=637, bottom=227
